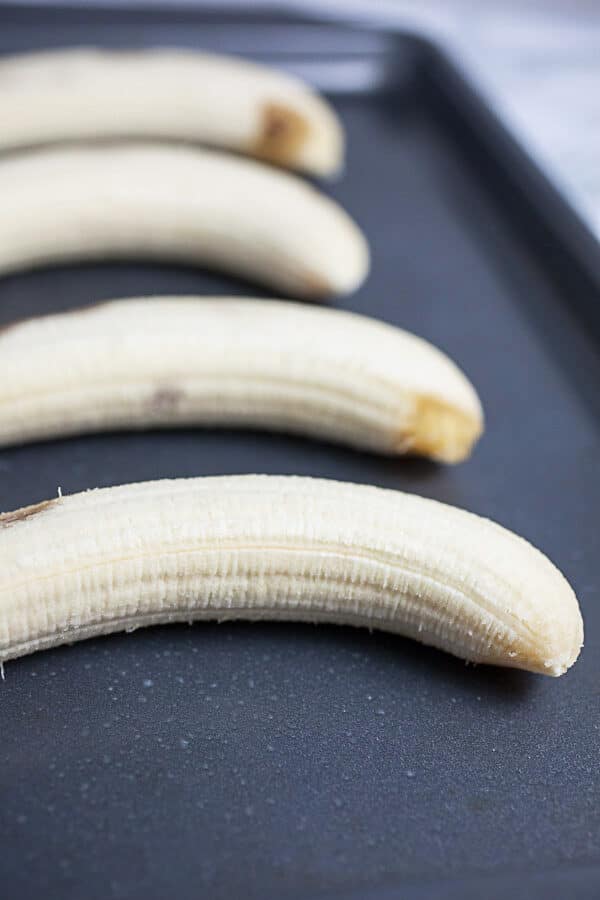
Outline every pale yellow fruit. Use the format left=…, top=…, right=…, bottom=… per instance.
left=0, top=476, right=582, bottom=675
left=0, top=47, right=343, bottom=175
left=0, top=297, right=482, bottom=462
left=0, top=145, right=368, bottom=298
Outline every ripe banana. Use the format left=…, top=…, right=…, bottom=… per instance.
left=0, top=47, right=343, bottom=175
left=0, top=476, right=582, bottom=675
left=0, top=145, right=368, bottom=298
left=0, top=297, right=483, bottom=462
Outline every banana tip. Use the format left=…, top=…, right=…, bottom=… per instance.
left=401, top=395, right=484, bottom=463
left=546, top=628, right=584, bottom=677
left=253, top=101, right=344, bottom=177
left=521, top=600, right=583, bottom=677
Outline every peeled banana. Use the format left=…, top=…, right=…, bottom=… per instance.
left=0, top=47, right=343, bottom=175
left=0, top=297, right=483, bottom=461
left=0, top=476, right=582, bottom=675
left=0, top=145, right=368, bottom=298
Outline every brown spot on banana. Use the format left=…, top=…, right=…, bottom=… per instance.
left=150, top=386, right=186, bottom=416
left=253, top=103, right=311, bottom=167
left=301, top=271, right=338, bottom=300
left=400, top=396, right=484, bottom=464
left=0, top=497, right=59, bottom=527
left=0, top=476, right=583, bottom=675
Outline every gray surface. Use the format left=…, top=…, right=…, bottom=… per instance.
left=0, top=14, right=599, bottom=900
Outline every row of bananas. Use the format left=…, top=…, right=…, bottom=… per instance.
left=0, top=48, right=582, bottom=676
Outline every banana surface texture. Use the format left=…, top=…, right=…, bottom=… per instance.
left=0, top=476, right=583, bottom=674
left=0, top=47, right=343, bottom=175
left=0, top=145, right=368, bottom=298
left=0, top=298, right=483, bottom=462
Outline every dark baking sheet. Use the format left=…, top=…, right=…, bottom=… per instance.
left=1, top=6, right=599, bottom=899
